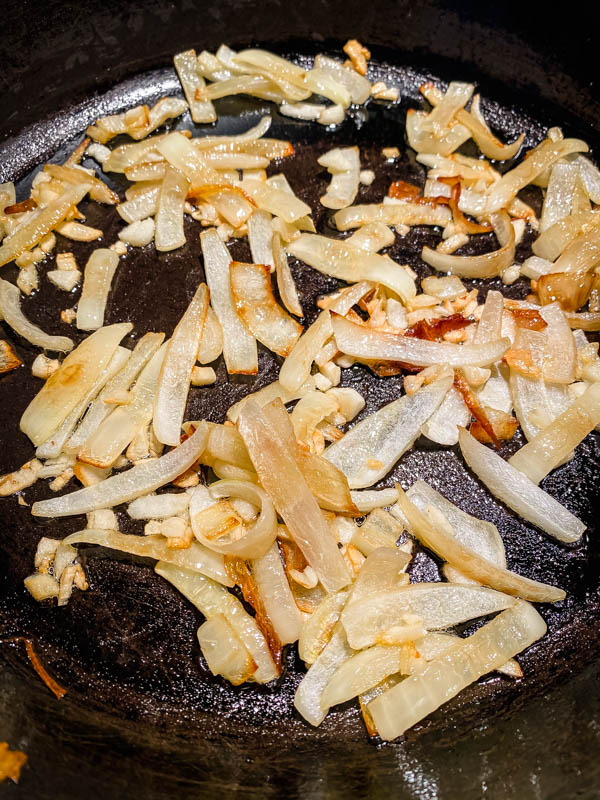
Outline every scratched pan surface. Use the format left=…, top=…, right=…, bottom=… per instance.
left=1, top=2, right=600, bottom=798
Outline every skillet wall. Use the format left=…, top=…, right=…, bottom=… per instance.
left=1, top=2, right=600, bottom=798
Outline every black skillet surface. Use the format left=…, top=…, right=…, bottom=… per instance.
left=1, top=1, right=600, bottom=798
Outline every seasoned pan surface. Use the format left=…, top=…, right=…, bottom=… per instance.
left=1, top=44, right=599, bottom=800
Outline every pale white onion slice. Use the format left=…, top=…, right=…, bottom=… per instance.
left=241, top=178, right=311, bottom=223
left=540, top=160, right=578, bottom=232
left=565, top=311, right=600, bottom=331
left=318, top=147, right=360, bottom=210
left=458, top=428, right=585, bottom=543
left=155, top=561, right=278, bottom=683
left=154, top=165, right=190, bottom=252
left=322, top=645, right=409, bottom=709
left=203, top=423, right=254, bottom=471
left=197, top=613, right=256, bottom=684
left=552, top=221, right=600, bottom=274
left=63, top=528, right=230, bottom=585
left=532, top=210, right=600, bottom=262
left=406, top=480, right=506, bottom=568
left=508, top=382, right=600, bottom=483
left=78, top=343, right=165, bottom=468
left=540, top=303, right=576, bottom=384
left=191, top=116, right=272, bottom=150
left=200, top=229, right=258, bottom=374
left=294, top=623, right=354, bottom=726
left=350, top=488, right=399, bottom=513
left=237, top=399, right=350, bottom=593
left=103, top=133, right=173, bottom=173
left=475, top=290, right=504, bottom=343
left=229, top=261, right=302, bottom=357
left=397, top=484, right=566, bottom=599
left=287, top=234, right=416, bottom=303
left=0, top=183, right=91, bottom=266
left=273, top=232, right=302, bottom=317
left=197, top=305, right=223, bottom=364
left=44, top=163, right=119, bottom=205
left=291, top=390, right=338, bottom=447
left=199, top=75, right=288, bottom=103
left=153, top=282, right=209, bottom=446
left=279, top=101, right=323, bottom=121
left=157, top=131, right=221, bottom=187
left=420, top=386, right=470, bottom=446
left=247, top=209, right=275, bottom=270
left=342, top=583, right=515, bottom=650
left=485, top=138, right=588, bottom=213
left=574, top=155, right=600, bottom=203
left=368, top=601, right=546, bottom=740
left=313, top=54, right=371, bottom=103
left=324, top=374, right=452, bottom=488
left=127, top=492, right=190, bottom=519
left=76, top=249, right=120, bottom=331
left=117, top=186, right=159, bottom=223
left=349, top=547, right=411, bottom=606
left=0, top=279, right=73, bottom=352
left=334, top=202, right=451, bottom=231
left=20, top=323, right=131, bottom=446
left=190, top=479, right=277, bottom=559
left=476, top=365, right=512, bottom=414
left=226, top=375, right=316, bottom=423
left=421, top=81, right=474, bottom=134
left=298, top=589, right=350, bottom=664
left=278, top=310, right=333, bottom=392
left=127, top=97, right=188, bottom=141
left=346, top=223, right=395, bottom=254
left=406, top=109, right=470, bottom=156
left=32, top=422, right=208, bottom=517
left=461, top=94, right=525, bottom=161
left=422, top=211, right=515, bottom=278
left=252, top=542, right=302, bottom=644
left=332, top=314, right=510, bottom=368
left=325, top=281, right=375, bottom=316
left=174, top=49, right=217, bottom=123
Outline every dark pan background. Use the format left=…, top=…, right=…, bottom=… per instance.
left=1, top=2, right=600, bottom=798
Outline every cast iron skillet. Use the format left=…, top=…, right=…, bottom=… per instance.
left=1, top=1, right=600, bottom=798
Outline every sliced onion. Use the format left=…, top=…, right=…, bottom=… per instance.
left=288, top=234, right=416, bottom=303
left=279, top=310, right=332, bottom=392
left=324, top=374, right=452, bottom=488
left=298, top=589, right=350, bottom=664
left=240, top=178, right=311, bottom=224
left=421, top=386, right=470, bottom=446
left=406, top=109, right=470, bottom=156
left=294, top=623, right=354, bottom=725
left=273, top=232, right=302, bottom=317
left=485, top=137, right=588, bottom=213
left=155, top=166, right=190, bottom=252
left=537, top=268, right=593, bottom=312
left=476, top=364, right=512, bottom=414
left=350, top=488, right=399, bottom=513
left=32, top=422, right=208, bottom=517
left=44, top=164, right=119, bottom=205
left=103, top=133, right=174, bottom=173
left=155, top=561, right=278, bottom=683
left=574, top=155, right=600, bottom=203
left=192, top=116, right=272, bottom=150
left=422, top=211, right=515, bottom=278
left=279, top=101, right=323, bottom=121
left=509, top=381, right=600, bottom=484
left=226, top=375, right=316, bottom=423
left=322, top=645, right=409, bottom=709
left=342, top=583, right=515, bottom=649
left=532, top=210, right=600, bottom=261
left=296, top=450, right=357, bottom=514
left=202, top=423, right=254, bottom=471
left=332, top=314, right=510, bottom=368
left=190, top=479, right=277, bottom=559
left=460, top=94, right=525, bottom=161
left=197, top=305, right=223, bottom=364
left=333, top=202, right=451, bottom=231
left=157, top=132, right=222, bottom=188
left=0, top=183, right=91, bottom=266
left=458, top=428, right=585, bottom=544
left=76, top=249, right=120, bottom=331
left=197, top=613, right=256, bottom=684
left=420, top=81, right=474, bottom=135
left=200, top=229, right=258, bottom=374
left=406, top=480, right=506, bottom=567
left=237, top=399, right=350, bottom=593
left=349, top=546, right=411, bottom=605
left=552, top=220, right=600, bottom=274
left=127, top=492, right=190, bottom=519
left=565, top=311, right=600, bottom=331
left=117, top=185, right=159, bottom=223
left=62, top=527, right=230, bottom=585
left=129, top=97, right=188, bottom=141
left=346, top=223, right=395, bottom=255
left=78, top=343, right=165, bottom=467
left=351, top=510, right=405, bottom=555
left=252, top=542, right=302, bottom=644
left=540, top=160, right=578, bottom=232
left=368, top=601, right=546, bottom=740
left=539, top=303, right=576, bottom=384
left=229, top=261, right=302, bottom=357
left=313, top=55, right=371, bottom=104
left=475, top=290, right=504, bottom=343
left=0, top=278, right=73, bottom=352
left=318, top=147, right=360, bottom=210
left=199, top=75, right=288, bottom=103
left=174, top=49, right=216, bottom=124
left=247, top=209, right=274, bottom=269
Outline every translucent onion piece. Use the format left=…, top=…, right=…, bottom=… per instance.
left=155, top=561, right=278, bottom=683
left=332, top=314, right=510, bottom=368
left=333, top=202, right=451, bottom=231
left=192, top=116, right=272, bottom=150
left=103, top=133, right=174, bottom=173
left=76, top=249, right=120, bottom=331
left=350, top=488, right=399, bottom=513
left=346, top=223, right=395, bottom=254
left=240, top=178, right=311, bottom=223
left=540, top=303, right=576, bottom=384
left=154, top=165, right=190, bottom=252
left=290, top=391, right=338, bottom=446
left=226, top=375, right=316, bottom=423
left=540, top=161, right=578, bottom=232
left=154, top=283, right=209, bottom=446
left=229, top=261, right=302, bottom=357
left=117, top=186, right=159, bottom=223
left=508, top=382, right=600, bottom=484
left=458, top=428, right=584, bottom=544
left=77, top=343, right=165, bottom=467
left=0, top=279, right=73, bottom=352
left=342, top=583, right=515, bottom=650
left=199, top=75, right=288, bottom=103
left=298, top=589, right=350, bottom=664
left=252, top=542, right=302, bottom=644
left=460, top=94, right=524, bottom=161
left=247, top=209, right=275, bottom=270
left=552, top=221, right=600, bottom=274
left=0, top=183, right=91, bottom=266
left=475, top=290, right=504, bottom=343
left=296, top=450, right=358, bottom=514
left=532, top=210, right=600, bottom=262
left=368, top=601, right=546, bottom=740
left=20, top=323, right=131, bottom=446
left=397, top=483, right=566, bottom=600
left=420, top=386, right=470, bottom=446
left=422, top=211, right=515, bottom=278
left=63, top=528, right=231, bottom=585
left=32, top=422, right=208, bottom=517
left=294, top=623, right=354, bottom=726
left=197, top=613, right=257, bottom=684
left=200, top=229, right=258, bottom=374
left=318, top=147, right=360, bottom=210
left=421, top=81, right=474, bottom=134
left=127, top=492, right=190, bottom=519
left=324, top=374, right=452, bottom=488
left=279, top=310, right=333, bottom=392
left=313, top=55, right=371, bottom=104
left=406, top=109, right=470, bottom=156
left=323, top=645, right=409, bottom=709
left=157, top=132, right=221, bottom=187
left=288, top=234, right=416, bottom=303
left=574, top=155, right=600, bottom=204
left=406, top=480, right=506, bottom=568
left=237, top=400, right=350, bottom=593
left=197, top=305, right=223, bottom=364
left=273, top=232, right=302, bottom=317
left=485, top=138, right=588, bottom=213
left=44, top=163, right=119, bottom=205
left=191, top=479, right=277, bottom=559
left=203, top=423, right=254, bottom=471
left=174, top=49, right=217, bottom=123
left=565, top=311, right=600, bottom=331
left=349, top=547, right=411, bottom=606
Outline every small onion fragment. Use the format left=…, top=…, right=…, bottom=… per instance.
left=0, top=279, right=73, bottom=352
left=298, top=589, right=350, bottom=664
left=197, top=613, right=257, bottom=685
left=273, top=232, right=302, bottom=317
left=174, top=49, right=217, bottom=123
left=76, top=249, right=120, bottom=331
left=333, top=202, right=451, bottom=231
left=318, top=147, right=360, bottom=210
left=155, top=166, right=190, bottom=252
left=279, top=310, right=332, bottom=392
left=252, top=542, right=302, bottom=644
left=322, top=645, right=409, bottom=709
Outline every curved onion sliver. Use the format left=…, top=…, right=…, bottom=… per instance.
left=0, top=279, right=74, bottom=353
left=333, top=202, right=451, bottom=231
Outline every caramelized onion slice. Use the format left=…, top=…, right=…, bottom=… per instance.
left=333, top=202, right=451, bottom=231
